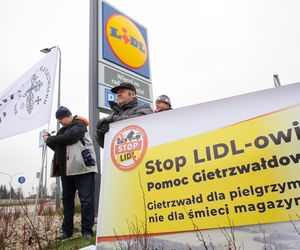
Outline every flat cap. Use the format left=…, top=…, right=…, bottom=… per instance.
left=111, top=82, right=136, bottom=94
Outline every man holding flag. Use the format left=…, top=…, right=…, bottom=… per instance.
left=44, top=106, right=98, bottom=240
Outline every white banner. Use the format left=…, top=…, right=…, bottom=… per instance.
left=0, top=48, right=58, bottom=140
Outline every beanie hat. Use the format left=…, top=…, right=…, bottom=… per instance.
left=156, top=95, right=171, bottom=107
left=55, top=106, right=72, bottom=120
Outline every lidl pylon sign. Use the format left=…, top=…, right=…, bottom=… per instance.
left=102, top=1, right=150, bottom=79
left=106, top=15, right=148, bottom=69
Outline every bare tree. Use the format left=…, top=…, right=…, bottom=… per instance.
left=258, top=224, right=267, bottom=250
left=289, top=214, right=300, bottom=235
left=219, top=215, right=244, bottom=250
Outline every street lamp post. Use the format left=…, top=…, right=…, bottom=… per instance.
left=40, top=46, right=62, bottom=210
left=0, top=171, right=23, bottom=204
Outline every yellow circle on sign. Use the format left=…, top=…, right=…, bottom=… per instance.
left=105, top=14, right=148, bottom=69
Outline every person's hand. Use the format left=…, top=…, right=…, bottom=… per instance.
left=99, top=123, right=109, bottom=134
left=97, top=117, right=111, bottom=128
left=43, top=132, right=50, bottom=142
left=96, top=120, right=110, bottom=134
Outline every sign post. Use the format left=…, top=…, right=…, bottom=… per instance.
left=18, top=176, right=26, bottom=199
left=89, top=0, right=153, bottom=215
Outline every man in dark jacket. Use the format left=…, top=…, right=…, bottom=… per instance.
left=154, top=94, right=172, bottom=112
left=44, top=106, right=97, bottom=240
left=95, top=82, right=153, bottom=148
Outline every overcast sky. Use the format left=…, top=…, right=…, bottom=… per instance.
left=0, top=0, right=300, bottom=195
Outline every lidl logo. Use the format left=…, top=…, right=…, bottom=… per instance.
left=111, top=125, right=148, bottom=171
left=102, top=2, right=150, bottom=79
left=105, top=15, right=148, bottom=69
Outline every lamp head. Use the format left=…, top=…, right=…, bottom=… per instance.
left=40, top=48, right=51, bottom=53
left=40, top=46, right=56, bottom=53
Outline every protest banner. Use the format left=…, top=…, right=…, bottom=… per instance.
left=97, top=82, right=300, bottom=246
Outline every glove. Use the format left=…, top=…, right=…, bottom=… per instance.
left=99, top=123, right=109, bottom=134
left=96, top=120, right=110, bottom=134
left=97, top=117, right=111, bottom=129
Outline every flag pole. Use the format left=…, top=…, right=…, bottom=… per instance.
left=40, top=46, right=62, bottom=210
left=28, top=46, right=61, bottom=244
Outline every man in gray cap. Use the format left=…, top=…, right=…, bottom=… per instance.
left=44, top=106, right=98, bottom=240
left=95, top=82, right=153, bottom=148
left=154, top=95, right=172, bottom=112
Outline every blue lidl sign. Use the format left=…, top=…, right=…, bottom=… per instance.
left=104, top=88, right=116, bottom=108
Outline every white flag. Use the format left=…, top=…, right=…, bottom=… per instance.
left=0, top=48, right=58, bottom=140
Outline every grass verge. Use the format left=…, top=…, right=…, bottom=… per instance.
left=44, top=234, right=96, bottom=250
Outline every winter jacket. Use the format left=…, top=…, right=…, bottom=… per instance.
left=47, top=115, right=98, bottom=177
left=95, top=99, right=153, bottom=147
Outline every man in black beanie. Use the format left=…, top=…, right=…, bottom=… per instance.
left=44, top=106, right=98, bottom=240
